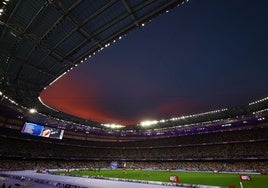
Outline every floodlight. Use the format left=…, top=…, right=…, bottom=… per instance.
left=140, top=120, right=158, bottom=127
left=29, top=108, right=37, bottom=114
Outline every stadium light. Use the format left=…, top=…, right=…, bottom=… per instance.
left=29, top=108, right=37, bottom=114
left=49, top=71, right=67, bottom=86
left=140, top=120, right=158, bottom=127
left=249, top=96, right=268, bottom=105
left=102, top=123, right=125, bottom=129
left=38, top=97, right=58, bottom=112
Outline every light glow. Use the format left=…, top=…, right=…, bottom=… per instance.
left=49, top=72, right=67, bottom=86
left=140, top=120, right=158, bottom=127
left=101, top=123, right=125, bottom=129
left=38, top=96, right=58, bottom=112
left=29, top=108, right=37, bottom=114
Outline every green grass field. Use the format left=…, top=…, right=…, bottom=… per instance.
left=54, top=169, right=268, bottom=188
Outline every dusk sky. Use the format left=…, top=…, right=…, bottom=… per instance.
left=40, top=0, right=268, bottom=126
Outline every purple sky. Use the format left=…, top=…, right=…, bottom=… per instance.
left=41, top=0, right=268, bottom=125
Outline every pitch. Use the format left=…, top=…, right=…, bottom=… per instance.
left=55, top=169, right=268, bottom=188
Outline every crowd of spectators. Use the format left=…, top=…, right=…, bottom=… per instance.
left=0, top=160, right=107, bottom=171
left=1, top=125, right=267, bottom=148
left=0, top=159, right=267, bottom=173
left=125, top=161, right=268, bottom=172
left=62, top=126, right=268, bottom=147
left=0, top=125, right=267, bottom=173
left=0, top=132, right=266, bottom=160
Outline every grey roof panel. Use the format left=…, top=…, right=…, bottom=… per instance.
left=28, top=4, right=62, bottom=38
left=84, top=1, right=126, bottom=34
left=70, top=0, right=110, bottom=21
left=44, top=19, right=75, bottom=47
left=15, top=38, right=34, bottom=57
left=58, top=31, right=86, bottom=54
left=12, top=0, right=43, bottom=30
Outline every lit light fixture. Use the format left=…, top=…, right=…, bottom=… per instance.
left=29, top=108, right=37, bottom=114
left=101, top=123, right=125, bottom=129
left=49, top=71, right=67, bottom=86
left=0, top=91, right=2, bottom=95
left=140, top=120, right=158, bottom=127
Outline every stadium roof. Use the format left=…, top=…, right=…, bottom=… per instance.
left=0, top=0, right=188, bottom=127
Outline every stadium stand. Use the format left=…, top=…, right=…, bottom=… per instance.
left=0, top=120, right=267, bottom=173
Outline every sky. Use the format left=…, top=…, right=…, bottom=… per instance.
left=40, top=0, right=268, bottom=126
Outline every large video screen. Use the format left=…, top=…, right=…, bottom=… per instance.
left=21, top=122, right=64, bottom=139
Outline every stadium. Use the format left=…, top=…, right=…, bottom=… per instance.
left=0, top=0, right=267, bottom=188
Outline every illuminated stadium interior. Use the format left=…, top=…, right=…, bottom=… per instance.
left=0, top=0, right=267, bottom=137
left=0, top=1, right=268, bottom=187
